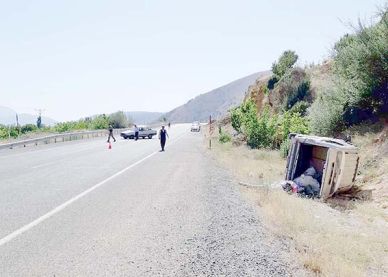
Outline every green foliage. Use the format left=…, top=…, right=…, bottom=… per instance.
left=275, top=67, right=310, bottom=111
left=261, top=85, right=270, bottom=95
left=0, top=126, right=8, bottom=139
left=231, top=107, right=243, bottom=133
left=0, top=125, right=19, bottom=139
left=109, top=111, right=129, bottom=128
left=0, top=111, right=129, bottom=140
left=231, top=99, right=309, bottom=149
left=288, top=101, right=309, bottom=116
left=90, top=115, right=110, bottom=130
left=309, top=87, right=345, bottom=135
left=21, top=124, right=38, bottom=134
left=272, top=50, right=299, bottom=79
left=245, top=106, right=278, bottom=148
left=276, top=111, right=310, bottom=144
left=310, top=10, right=388, bottom=135
left=285, top=79, right=310, bottom=110
left=280, top=138, right=290, bottom=158
left=53, top=114, right=110, bottom=133
left=54, top=122, right=74, bottom=133
left=219, top=131, right=232, bottom=143
left=267, top=76, right=279, bottom=89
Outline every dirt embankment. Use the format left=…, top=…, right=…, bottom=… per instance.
left=245, top=61, right=334, bottom=114
left=208, top=121, right=388, bottom=276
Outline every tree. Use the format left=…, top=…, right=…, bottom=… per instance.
left=272, top=50, right=299, bottom=79
left=109, top=111, right=129, bottom=128
left=37, top=115, right=42, bottom=128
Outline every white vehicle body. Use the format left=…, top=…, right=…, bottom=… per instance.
left=191, top=122, right=201, bottom=132
left=120, top=126, right=157, bottom=139
left=285, top=134, right=359, bottom=199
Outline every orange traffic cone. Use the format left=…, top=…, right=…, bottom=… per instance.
left=108, top=142, right=112, bottom=149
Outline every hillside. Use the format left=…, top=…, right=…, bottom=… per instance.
left=164, top=71, right=270, bottom=123
left=0, top=106, right=56, bottom=126
left=125, top=111, right=163, bottom=125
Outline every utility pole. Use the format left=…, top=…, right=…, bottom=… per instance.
left=15, top=113, right=20, bottom=137
left=209, top=115, right=212, bottom=149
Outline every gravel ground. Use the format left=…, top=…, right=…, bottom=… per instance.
left=175, top=156, right=294, bottom=276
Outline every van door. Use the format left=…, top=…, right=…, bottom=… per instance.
left=320, top=148, right=336, bottom=199
left=285, top=139, right=300, bottom=180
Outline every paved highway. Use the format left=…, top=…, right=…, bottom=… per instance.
left=0, top=124, right=294, bottom=276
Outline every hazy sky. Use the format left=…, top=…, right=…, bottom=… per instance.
left=0, top=0, right=385, bottom=121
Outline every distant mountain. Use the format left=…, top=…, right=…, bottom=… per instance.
left=0, top=106, right=57, bottom=126
left=125, top=111, right=164, bottom=125
left=164, top=71, right=271, bottom=123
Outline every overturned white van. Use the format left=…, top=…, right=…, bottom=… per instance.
left=285, top=134, right=359, bottom=199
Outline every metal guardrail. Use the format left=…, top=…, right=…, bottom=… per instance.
left=0, top=129, right=124, bottom=150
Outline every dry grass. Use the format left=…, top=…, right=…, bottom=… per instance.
left=209, top=129, right=388, bottom=276
left=244, top=188, right=388, bottom=276
left=350, top=122, right=388, bottom=208
left=209, top=140, right=285, bottom=186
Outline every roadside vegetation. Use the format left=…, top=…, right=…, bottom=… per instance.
left=213, top=8, right=388, bottom=276
left=0, top=111, right=130, bottom=141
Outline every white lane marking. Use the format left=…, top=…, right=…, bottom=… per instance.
left=0, top=132, right=186, bottom=247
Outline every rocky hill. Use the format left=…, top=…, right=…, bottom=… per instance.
left=164, top=71, right=270, bottom=123
left=125, top=111, right=163, bottom=125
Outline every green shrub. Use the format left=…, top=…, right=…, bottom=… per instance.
left=54, top=122, right=74, bottom=133
left=231, top=99, right=310, bottom=149
left=280, top=138, right=290, bottom=158
left=276, top=111, right=310, bottom=144
left=310, top=10, right=388, bottom=135
left=0, top=125, right=8, bottom=139
left=267, top=75, right=279, bottom=89
left=21, top=124, right=38, bottom=134
left=109, top=111, right=129, bottom=128
left=219, top=132, right=232, bottom=143
left=91, top=115, right=109, bottom=130
left=245, top=106, right=278, bottom=148
left=272, top=50, right=298, bottom=79
left=285, top=79, right=310, bottom=110
left=231, top=107, right=242, bottom=133
left=288, top=101, right=309, bottom=116
left=274, top=67, right=310, bottom=111
left=309, top=87, right=345, bottom=135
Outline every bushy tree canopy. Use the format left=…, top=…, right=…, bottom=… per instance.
left=271, top=50, right=299, bottom=79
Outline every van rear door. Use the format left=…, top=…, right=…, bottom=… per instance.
left=320, top=148, right=336, bottom=199
left=285, top=138, right=300, bottom=180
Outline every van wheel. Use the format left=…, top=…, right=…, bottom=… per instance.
left=148, top=135, right=153, bottom=139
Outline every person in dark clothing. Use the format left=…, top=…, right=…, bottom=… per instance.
left=107, top=125, right=116, bottom=143
left=134, top=125, right=139, bottom=141
left=158, top=125, right=169, bottom=151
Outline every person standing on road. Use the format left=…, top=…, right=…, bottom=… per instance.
left=134, top=124, right=139, bottom=141
left=107, top=124, right=116, bottom=143
left=158, top=125, right=169, bottom=151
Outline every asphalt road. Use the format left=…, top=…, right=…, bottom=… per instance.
left=0, top=124, right=294, bottom=276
